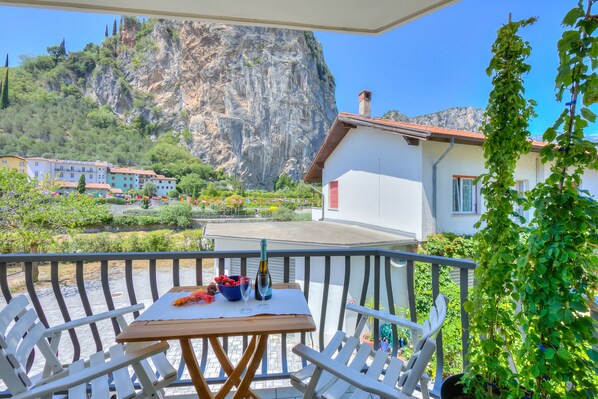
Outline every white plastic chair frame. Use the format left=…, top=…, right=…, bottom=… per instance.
left=291, top=294, right=447, bottom=399
left=0, top=295, right=177, bottom=399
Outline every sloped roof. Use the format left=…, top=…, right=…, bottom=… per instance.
left=154, top=174, right=177, bottom=180
left=109, top=167, right=157, bottom=176
left=58, top=181, right=111, bottom=190
left=304, top=112, right=547, bottom=182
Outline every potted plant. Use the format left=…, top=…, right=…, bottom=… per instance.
left=457, top=14, right=536, bottom=399
left=516, top=1, right=598, bottom=397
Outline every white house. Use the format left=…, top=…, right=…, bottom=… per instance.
left=27, top=157, right=111, bottom=184
left=152, top=175, right=177, bottom=197
left=302, top=90, right=581, bottom=240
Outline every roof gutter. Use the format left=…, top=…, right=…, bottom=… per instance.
left=432, top=137, right=454, bottom=230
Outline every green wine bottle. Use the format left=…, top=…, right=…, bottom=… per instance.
left=255, top=238, right=272, bottom=300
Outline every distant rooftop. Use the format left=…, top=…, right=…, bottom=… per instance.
left=58, top=181, right=111, bottom=190
left=204, top=221, right=416, bottom=247
left=108, top=167, right=156, bottom=176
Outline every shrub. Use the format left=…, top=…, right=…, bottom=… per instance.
left=111, top=215, right=160, bottom=226
left=139, top=230, right=173, bottom=252
left=271, top=207, right=294, bottom=221
left=158, top=202, right=192, bottom=228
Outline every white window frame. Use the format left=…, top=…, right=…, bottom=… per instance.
left=452, top=176, right=477, bottom=214
left=515, top=180, right=529, bottom=223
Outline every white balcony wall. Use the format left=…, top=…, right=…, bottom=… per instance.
left=322, top=126, right=423, bottom=240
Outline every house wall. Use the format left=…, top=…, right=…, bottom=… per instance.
left=421, top=141, right=544, bottom=238
left=0, top=156, right=27, bottom=174
left=582, top=169, right=598, bottom=198
left=108, top=173, right=139, bottom=192
left=152, top=178, right=177, bottom=197
left=28, top=159, right=55, bottom=181
left=322, top=126, right=423, bottom=240
left=212, top=236, right=410, bottom=346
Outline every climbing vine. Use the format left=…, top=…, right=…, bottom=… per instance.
left=518, top=1, right=598, bottom=397
left=464, top=16, right=536, bottom=398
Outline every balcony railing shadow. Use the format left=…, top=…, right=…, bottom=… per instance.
left=0, top=249, right=475, bottom=398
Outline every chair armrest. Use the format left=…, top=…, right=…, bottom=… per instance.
left=345, top=303, right=423, bottom=332
left=11, top=341, right=169, bottom=399
left=44, top=304, right=145, bottom=337
left=292, top=343, right=410, bottom=399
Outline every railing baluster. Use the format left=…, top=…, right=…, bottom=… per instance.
left=51, top=261, right=80, bottom=363
left=241, top=258, right=248, bottom=351
left=100, top=260, right=119, bottom=335
left=218, top=258, right=225, bottom=276
left=384, top=257, right=399, bottom=357
left=195, top=258, right=203, bottom=286
left=406, top=259, right=417, bottom=323
left=173, top=259, right=180, bottom=287
left=460, top=267, right=470, bottom=369
left=283, top=257, right=290, bottom=283
left=0, top=262, right=12, bottom=303
left=432, top=263, right=444, bottom=393
left=76, top=261, right=102, bottom=352
left=149, top=259, right=159, bottom=302
left=125, top=260, right=140, bottom=318
left=301, top=256, right=310, bottom=366
left=337, top=256, right=351, bottom=332
left=319, top=256, right=331, bottom=351
left=373, top=256, right=380, bottom=350
left=356, top=256, right=371, bottom=329
left=24, top=261, right=49, bottom=328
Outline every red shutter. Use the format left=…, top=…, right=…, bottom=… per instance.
left=329, top=180, right=338, bottom=209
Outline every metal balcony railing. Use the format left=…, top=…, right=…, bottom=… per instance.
left=0, top=249, right=475, bottom=397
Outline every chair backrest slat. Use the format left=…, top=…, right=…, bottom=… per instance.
left=400, top=338, right=437, bottom=395
left=0, top=296, right=28, bottom=333
left=6, top=309, right=37, bottom=350
left=16, top=321, right=46, bottom=366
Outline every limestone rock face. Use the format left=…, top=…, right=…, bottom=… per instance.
left=89, top=19, right=337, bottom=189
left=383, top=107, right=485, bottom=133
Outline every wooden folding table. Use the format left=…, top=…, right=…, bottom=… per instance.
left=116, top=283, right=315, bottom=399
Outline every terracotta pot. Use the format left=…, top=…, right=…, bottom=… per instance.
left=360, top=332, right=374, bottom=349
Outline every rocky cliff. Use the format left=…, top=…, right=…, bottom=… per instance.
left=89, top=19, right=337, bottom=189
left=382, top=107, right=485, bottom=132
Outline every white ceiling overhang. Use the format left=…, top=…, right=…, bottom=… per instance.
left=0, top=0, right=459, bottom=34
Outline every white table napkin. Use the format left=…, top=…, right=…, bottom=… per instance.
left=137, top=288, right=311, bottom=321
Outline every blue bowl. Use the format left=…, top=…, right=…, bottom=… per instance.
left=218, top=275, right=249, bottom=302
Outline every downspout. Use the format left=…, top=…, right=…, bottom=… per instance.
left=432, top=138, right=454, bottom=232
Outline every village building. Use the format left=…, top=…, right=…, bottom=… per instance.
left=0, top=155, right=27, bottom=174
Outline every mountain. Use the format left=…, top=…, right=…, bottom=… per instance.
left=0, top=18, right=337, bottom=189
left=382, top=107, right=485, bottom=132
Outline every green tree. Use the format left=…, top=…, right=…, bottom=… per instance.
left=77, top=174, right=86, bottom=194
left=142, top=181, right=157, bottom=197
left=519, top=2, right=598, bottom=397
left=464, top=16, right=536, bottom=398
left=112, top=19, right=117, bottom=36
left=178, top=173, right=206, bottom=196
left=47, top=39, right=66, bottom=66
left=105, top=25, right=108, bottom=38
left=275, top=173, right=296, bottom=191
left=1, top=54, right=9, bottom=110
left=0, top=169, right=110, bottom=278
left=158, top=202, right=192, bottom=228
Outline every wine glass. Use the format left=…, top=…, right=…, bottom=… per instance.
left=257, top=274, right=270, bottom=309
left=240, top=277, right=252, bottom=314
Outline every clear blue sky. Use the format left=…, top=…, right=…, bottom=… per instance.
left=0, top=0, right=595, bottom=136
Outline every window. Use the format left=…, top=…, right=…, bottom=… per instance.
left=35, top=162, right=39, bottom=166
left=34, top=171, right=39, bottom=177
left=89, top=174, right=93, bottom=179
left=70, top=173, right=75, bottom=178
left=329, top=180, right=339, bottom=209
left=19, top=161, right=24, bottom=166
left=452, top=176, right=477, bottom=213
left=1, top=160, right=6, bottom=164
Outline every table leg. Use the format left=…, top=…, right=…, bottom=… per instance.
left=233, top=334, right=269, bottom=399
left=211, top=336, right=259, bottom=399
left=180, top=338, right=214, bottom=399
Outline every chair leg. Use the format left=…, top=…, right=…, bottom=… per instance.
left=303, top=366, right=324, bottom=399
left=131, top=361, right=162, bottom=399
left=420, top=377, right=430, bottom=399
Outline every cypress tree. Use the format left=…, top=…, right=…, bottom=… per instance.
left=59, top=38, right=66, bottom=56
left=77, top=175, right=86, bottom=194
left=112, top=19, right=117, bottom=35
left=105, top=25, right=109, bottom=37
left=1, top=54, right=9, bottom=110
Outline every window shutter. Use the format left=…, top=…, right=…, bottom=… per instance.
left=329, top=180, right=338, bottom=209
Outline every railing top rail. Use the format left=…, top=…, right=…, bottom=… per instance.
left=0, top=248, right=475, bottom=269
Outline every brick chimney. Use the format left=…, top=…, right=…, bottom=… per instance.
left=358, top=90, right=372, bottom=118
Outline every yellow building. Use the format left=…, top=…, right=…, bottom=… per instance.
left=0, top=156, right=28, bottom=174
